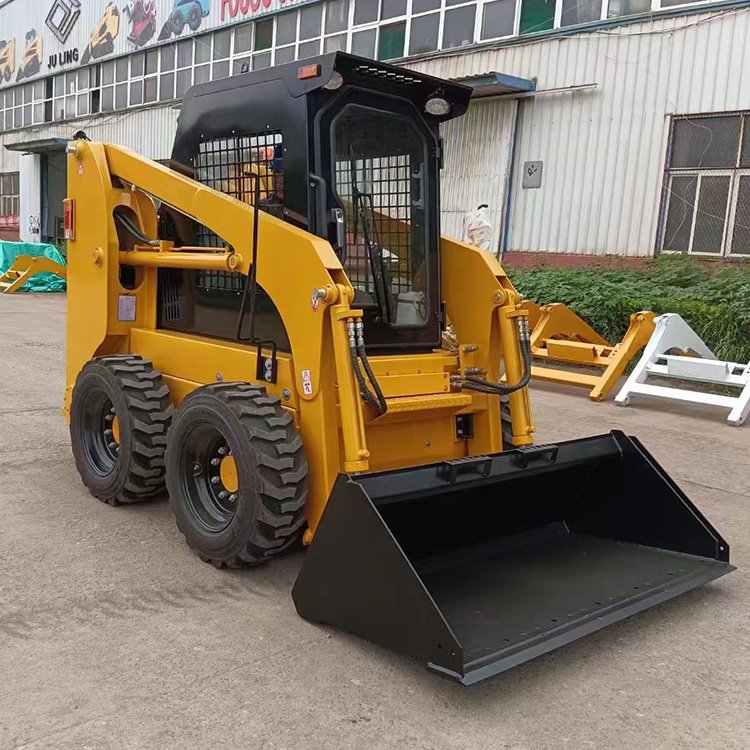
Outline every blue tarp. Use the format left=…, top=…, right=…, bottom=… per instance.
left=0, top=241, right=67, bottom=292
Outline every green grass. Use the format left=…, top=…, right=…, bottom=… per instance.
left=508, top=255, right=750, bottom=364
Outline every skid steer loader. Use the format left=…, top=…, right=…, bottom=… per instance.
left=63, top=53, right=733, bottom=685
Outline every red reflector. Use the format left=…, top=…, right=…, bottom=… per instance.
left=63, top=198, right=75, bottom=240
left=297, top=64, right=321, bottom=80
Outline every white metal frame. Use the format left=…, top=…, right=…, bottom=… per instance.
left=615, top=314, right=750, bottom=427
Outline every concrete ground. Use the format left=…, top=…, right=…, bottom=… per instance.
left=0, top=293, right=747, bottom=750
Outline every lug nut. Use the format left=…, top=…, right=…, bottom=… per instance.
left=210, top=457, right=221, bottom=466
left=108, top=442, right=118, bottom=450
left=218, top=491, right=229, bottom=499
left=210, top=476, right=221, bottom=485
left=218, top=447, right=227, bottom=456
left=229, top=494, right=237, bottom=503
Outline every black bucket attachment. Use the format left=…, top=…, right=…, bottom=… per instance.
left=293, top=431, right=733, bottom=685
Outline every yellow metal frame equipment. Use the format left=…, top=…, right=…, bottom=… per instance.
left=521, top=300, right=656, bottom=401
left=64, top=140, right=535, bottom=541
left=0, top=255, right=67, bottom=294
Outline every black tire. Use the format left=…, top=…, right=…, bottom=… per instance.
left=70, top=356, right=173, bottom=505
left=187, top=5, right=201, bottom=30
left=172, top=10, right=185, bottom=35
left=165, top=382, right=308, bottom=567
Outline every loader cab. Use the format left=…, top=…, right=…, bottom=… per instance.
left=162, top=53, right=471, bottom=353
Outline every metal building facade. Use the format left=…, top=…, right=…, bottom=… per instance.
left=1, top=0, right=749, bottom=256
left=409, top=7, right=750, bottom=257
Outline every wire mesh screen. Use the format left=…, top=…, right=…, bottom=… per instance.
left=335, top=155, right=413, bottom=296
left=332, top=105, right=428, bottom=326
left=193, top=130, right=283, bottom=292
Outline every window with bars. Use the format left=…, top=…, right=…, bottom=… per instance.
left=0, top=172, right=20, bottom=218
left=332, top=105, right=428, bottom=325
left=194, top=130, right=284, bottom=291
left=660, top=113, right=750, bottom=257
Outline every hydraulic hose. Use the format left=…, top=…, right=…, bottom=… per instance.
left=347, top=320, right=380, bottom=410
left=459, top=318, right=533, bottom=396
left=355, top=320, right=387, bottom=415
left=114, top=211, right=159, bottom=247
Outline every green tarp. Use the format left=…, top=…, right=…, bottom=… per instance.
left=0, top=241, right=67, bottom=292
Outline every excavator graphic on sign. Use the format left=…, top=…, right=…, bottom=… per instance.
left=16, top=30, right=43, bottom=83
left=0, top=39, right=15, bottom=83
left=80, top=2, right=121, bottom=65
left=124, top=0, right=157, bottom=48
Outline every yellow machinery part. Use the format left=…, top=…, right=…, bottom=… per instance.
left=0, top=255, right=67, bottom=294
left=521, top=300, right=656, bottom=401
left=63, top=140, right=535, bottom=540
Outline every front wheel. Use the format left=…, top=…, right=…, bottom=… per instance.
left=70, top=355, right=173, bottom=504
left=165, top=382, right=308, bottom=567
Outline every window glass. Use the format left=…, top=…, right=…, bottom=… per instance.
left=324, top=33, right=347, bottom=52
left=233, top=57, right=252, bottom=75
left=115, top=83, right=128, bottom=109
left=326, top=0, right=349, bottom=33
left=213, top=60, right=230, bottom=79
left=692, top=176, right=730, bottom=254
left=77, top=68, right=89, bottom=90
left=130, top=80, right=143, bottom=106
left=159, top=72, right=175, bottom=100
left=145, top=49, right=159, bottom=75
left=413, top=0, right=440, bottom=11
left=144, top=77, right=158, bottom=102
left=277, top=12, right=297, bottom=45
left=194, top=64, right=210, bottom=84
left=671, top=117, right=741, bottom=169
left=234, top=23, right=253, bottom=54
left=254, top=52, right=273, bottom=70
left=300, top=4, right=323, bottom=39
left=299, top=39, right=321, bottom=58
left=332, top=105, right=429, bottom=326
left=661, top=0, right=709, bottom=5
left=275, top=46, right=296, bottom=64
left=161, top=45, right=175, bottom=71
left=607, top=0, right=650, bottom=17
left=213, top=29, right=231, bottom=59
left=741, top=117, right=750, bottom=166
left=409, top=14, right=439, bottom=55
left=131, top=52, right=145, bottom=78
left=520, top=0, right=555, bottom=34
left=102, top=86, right=114, bottom=111
left=730, top=176, right=750, bottom=255
left=442, top=6, right=475, bottom=48
left=23, top=104, right=31, bottom=126
left=354, top=0, right=379, bottom=24
left=23, top=84, right=33, bottom=104
left=176, top=69, right=192, bottom=97
left=53, top=75, right=64, bottom=97
left=116, top=57, right=129, bottom=82
left=561, top=0, right=601, bottom=26
left=33, top=80, right=45, bottom=100
left=177, top=39, right=192, bottom=67
left=255, top=19, right=274, bottom=49
left=352, top=28, right=376, bottom=57
left=378, top=22, right=405, bottom=59
left=381, top=0, right=406, bottom=19
left=482, top=0, right=515, bottom=39
left=194, top=35, right=212, bottom=63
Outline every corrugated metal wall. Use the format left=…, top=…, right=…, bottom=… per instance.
left=0, top=105, right=179, bottom=165
left=440, top=98, right=517, bottom=251
left=409, top=7, right=750, bottom=257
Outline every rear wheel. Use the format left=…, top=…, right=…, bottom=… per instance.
left=165, top=382, right=308, bottom=567
left=187, top=5, right=202, bottom=30
left=70, top=356, right=173, bottom=505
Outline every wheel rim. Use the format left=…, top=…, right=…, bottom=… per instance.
left=180, top=424, right=239, bottom=532
left=80, top=388, right=119, bottom=476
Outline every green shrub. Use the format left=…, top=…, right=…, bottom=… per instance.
left=508, top=255, right=750, bottom=363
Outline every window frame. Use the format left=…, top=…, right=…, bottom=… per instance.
left=659, top=112, right=750, bottom=258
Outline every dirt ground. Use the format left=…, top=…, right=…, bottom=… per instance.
left=1, top=293, right=747, bottom=750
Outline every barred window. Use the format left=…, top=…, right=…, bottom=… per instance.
left=660, top=114, right=750, bottom=257
left=194, top=130, right=284, bottom=291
